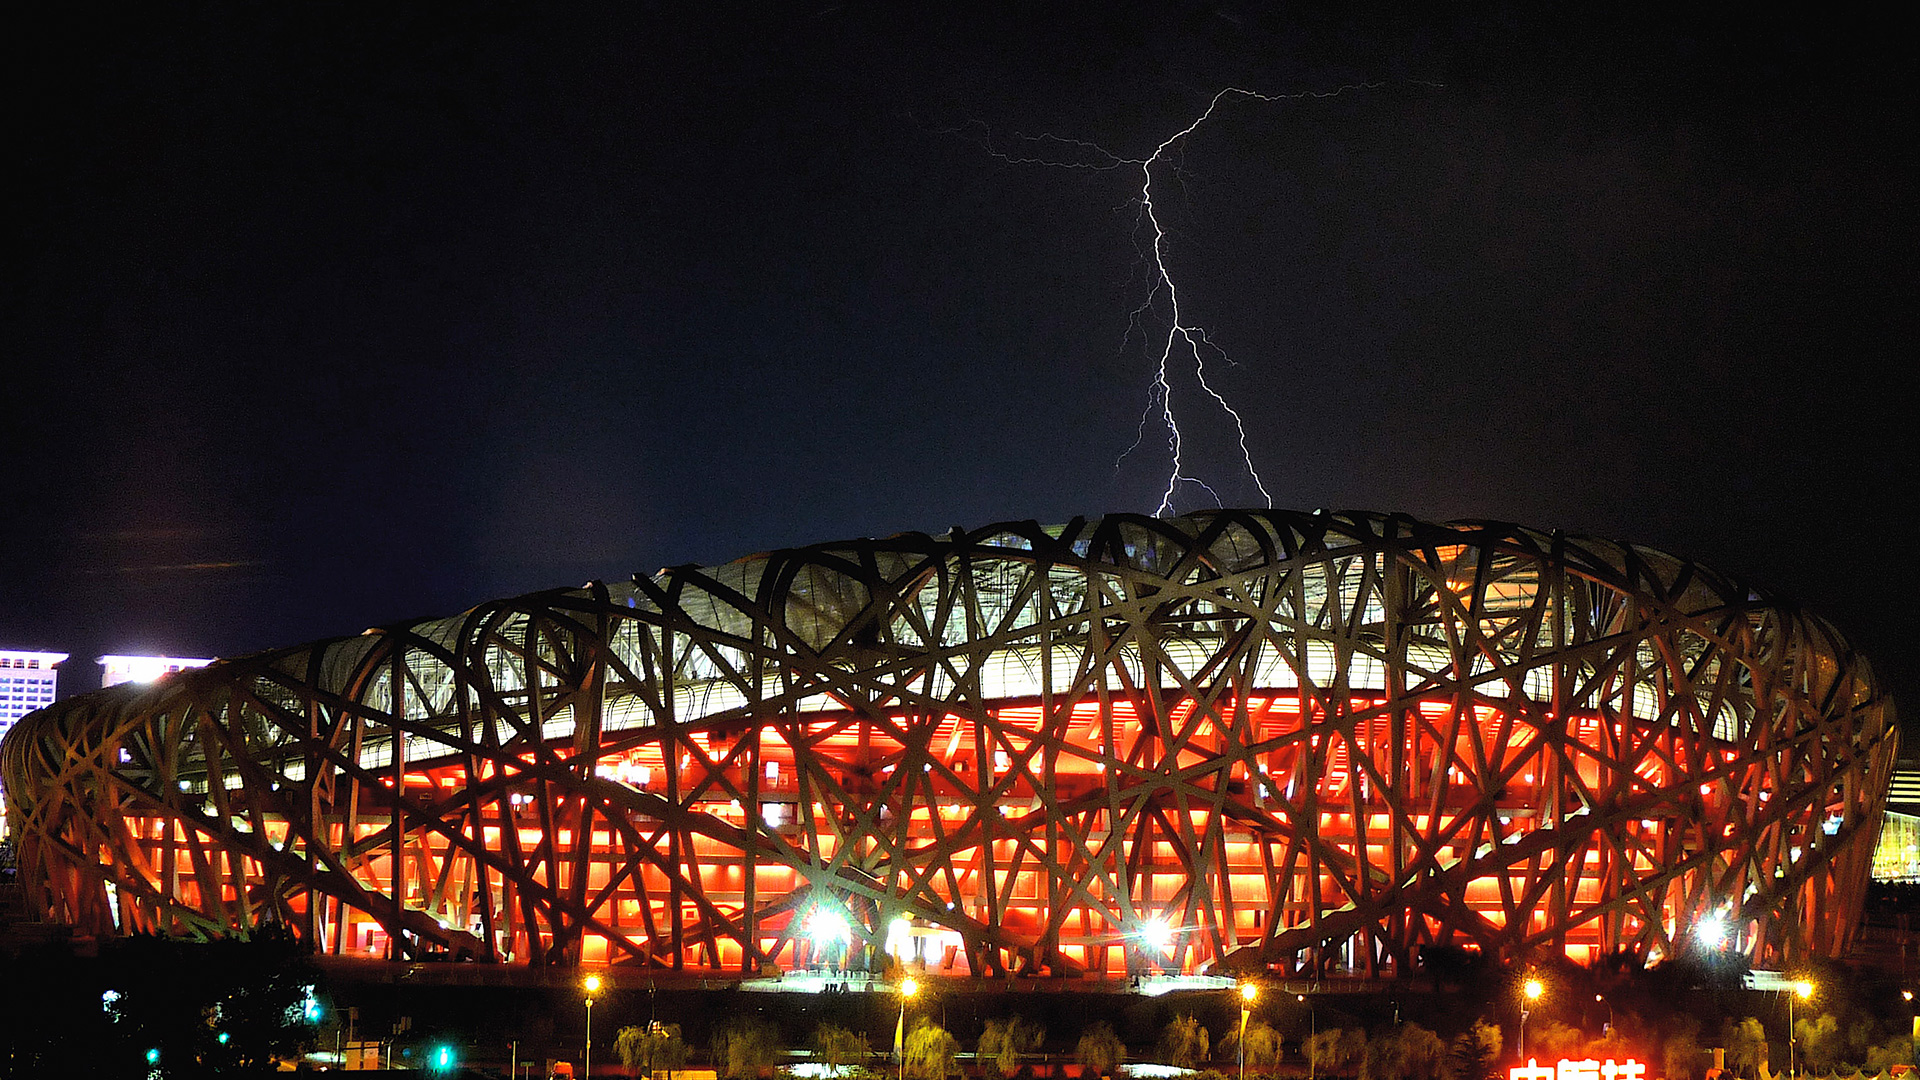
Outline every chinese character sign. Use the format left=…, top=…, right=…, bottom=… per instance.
left=1512, top=1060, right=1645, bottom=1080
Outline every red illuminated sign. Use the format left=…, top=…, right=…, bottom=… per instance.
left=1511, top=1060, right=1645, bottom=1080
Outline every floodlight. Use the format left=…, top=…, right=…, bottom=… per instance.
left=1700, top=913, right=1729, bottom=948
left=1142, top=917, right=1175, bottom=950
left=809, top=906, right=851, bottom=946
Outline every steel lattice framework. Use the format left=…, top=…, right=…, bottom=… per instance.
left=1, top=511, right=1897, bottom=977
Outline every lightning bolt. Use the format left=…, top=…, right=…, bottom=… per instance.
left=967, top=84, right=1381, bottom=516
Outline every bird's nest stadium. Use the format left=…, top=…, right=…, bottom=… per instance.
left=0, top=511, right=1897, bottom=980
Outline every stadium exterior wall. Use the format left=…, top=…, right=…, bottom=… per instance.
left=0, top=511, right=1897, bottom=978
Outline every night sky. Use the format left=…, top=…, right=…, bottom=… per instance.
left=6, top=8, right=1916, bottom=736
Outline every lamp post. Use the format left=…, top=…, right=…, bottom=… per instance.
left=1906, top=989, right=1917, bottom=1071
left=1519, top=977, right=1543, bottom=1061
left=1298, top=995, right=1316, bottom=1080
left=896, top=976, right=920, bottom=1080
left=584, top=974, right=603, bottom=1079
left=1788, top=980, right=1812, bottom=1079
left=1238, top=983, right=1258, bottom=1080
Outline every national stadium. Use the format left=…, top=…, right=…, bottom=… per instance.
left=1, top=511, right=1897, bottom=980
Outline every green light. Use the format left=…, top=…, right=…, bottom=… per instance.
left=217, top=1031, right=231, bottom=1045
left=432, top=1045, right=455, bottom=1072
left=146, top=1047, right=160, bottom=1064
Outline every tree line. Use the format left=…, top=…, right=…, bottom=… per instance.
left=622, top=1013, right=1511, bottom=1080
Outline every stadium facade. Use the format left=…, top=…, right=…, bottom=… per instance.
left=0, top=511, right=1898, bottom=978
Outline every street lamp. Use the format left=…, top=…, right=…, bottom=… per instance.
left=1238, top=983, right=1258, bottom=1080
left=1298, top=995, right=1316, bottom=1080
left=584, top=974, right=603, bottom=1079
left=1519, top=977, right=1543, bottom=1061
left=1906, top=990, right=1917, bottom=1072
left=1788, top=979, right=1812, bottom=1079
left=895, top=976, right=920, bottom=1080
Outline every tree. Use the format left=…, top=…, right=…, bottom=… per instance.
left=1725, top=1018, right=1768, bottom=1079
left=1077, top=1021, right=1127, bottom=1080
left=1794, top=1014, right=1842, bottom=1075
left=1865, top=1035, right=1915, bottom=1073
left=1448, top=1022, right=1502, bottom=1080
left=1399, top=1025, right=1449, bottom=1080
left=1308, top=1029, right=1368, bottom=1080
left=1365, top=1028, right=1405, bottom=1080
left=979, top=1016, right=1046, bottom=1077
left=1161, top=1015, right=1212, bottom=1070
left=620, top=1023, right=690, bottom=1080
left=1589, top=1025, right=1631, bottom=1065
left=106, top=926, right=322, bottom=1075
left=1364, top=1025, right=1446, bottom=1080
left=904, top=1020, right=960, bottom=1080
left=1224, top=1020, right=1283, bottom=1075
left=814, top=1024, right=872, bottom=1074
left=618, top=1027, right=650, bottom=1073
left=1661, top=1023, right=1703, bottom=1080
left=713, top=1018, right=781, bottom=1079
left=1534, top=1021, right=1583, bottom=1063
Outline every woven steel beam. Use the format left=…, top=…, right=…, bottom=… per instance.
left=0, top=511, right=1896, bottom=977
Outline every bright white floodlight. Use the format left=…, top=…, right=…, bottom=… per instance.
left=1141, top=917, right=1175, bottom=950
left=1698, top=913, right=1728, bottom=948
left=808, top=906, right=851, bottom=947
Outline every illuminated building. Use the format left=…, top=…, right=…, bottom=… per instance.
left=1887, top=763, right=1920, bottom=807
left=0, top=650, right=65, bottom=733
left=1871, top=812, right=1920, bottom=883
left=99, top=654, right=214, bottom=689
left=0, top=649, right=66, bottom=837
left=0, top=511, right=1898, bottom=977
left=1868, top=760, right=1920, bottom=882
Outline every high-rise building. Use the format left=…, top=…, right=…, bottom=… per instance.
left=1, top=649, right=67, bottom=839
left=0, top=650, right=66, bottom=736
left=98, top=654, right=214, bottom=689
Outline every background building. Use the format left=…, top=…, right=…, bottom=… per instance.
left=0, top=651, right=64, bottom=735
left=98, top=655, right=214, bottom=689
left=0, top=650, right=66, bottom=839
left=1869, top=758, right=1920, bottom=882
left=1, top=512, right=1897, bottom=979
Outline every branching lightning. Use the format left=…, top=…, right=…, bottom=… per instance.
left=970, top=84, right=1379, bottom=516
